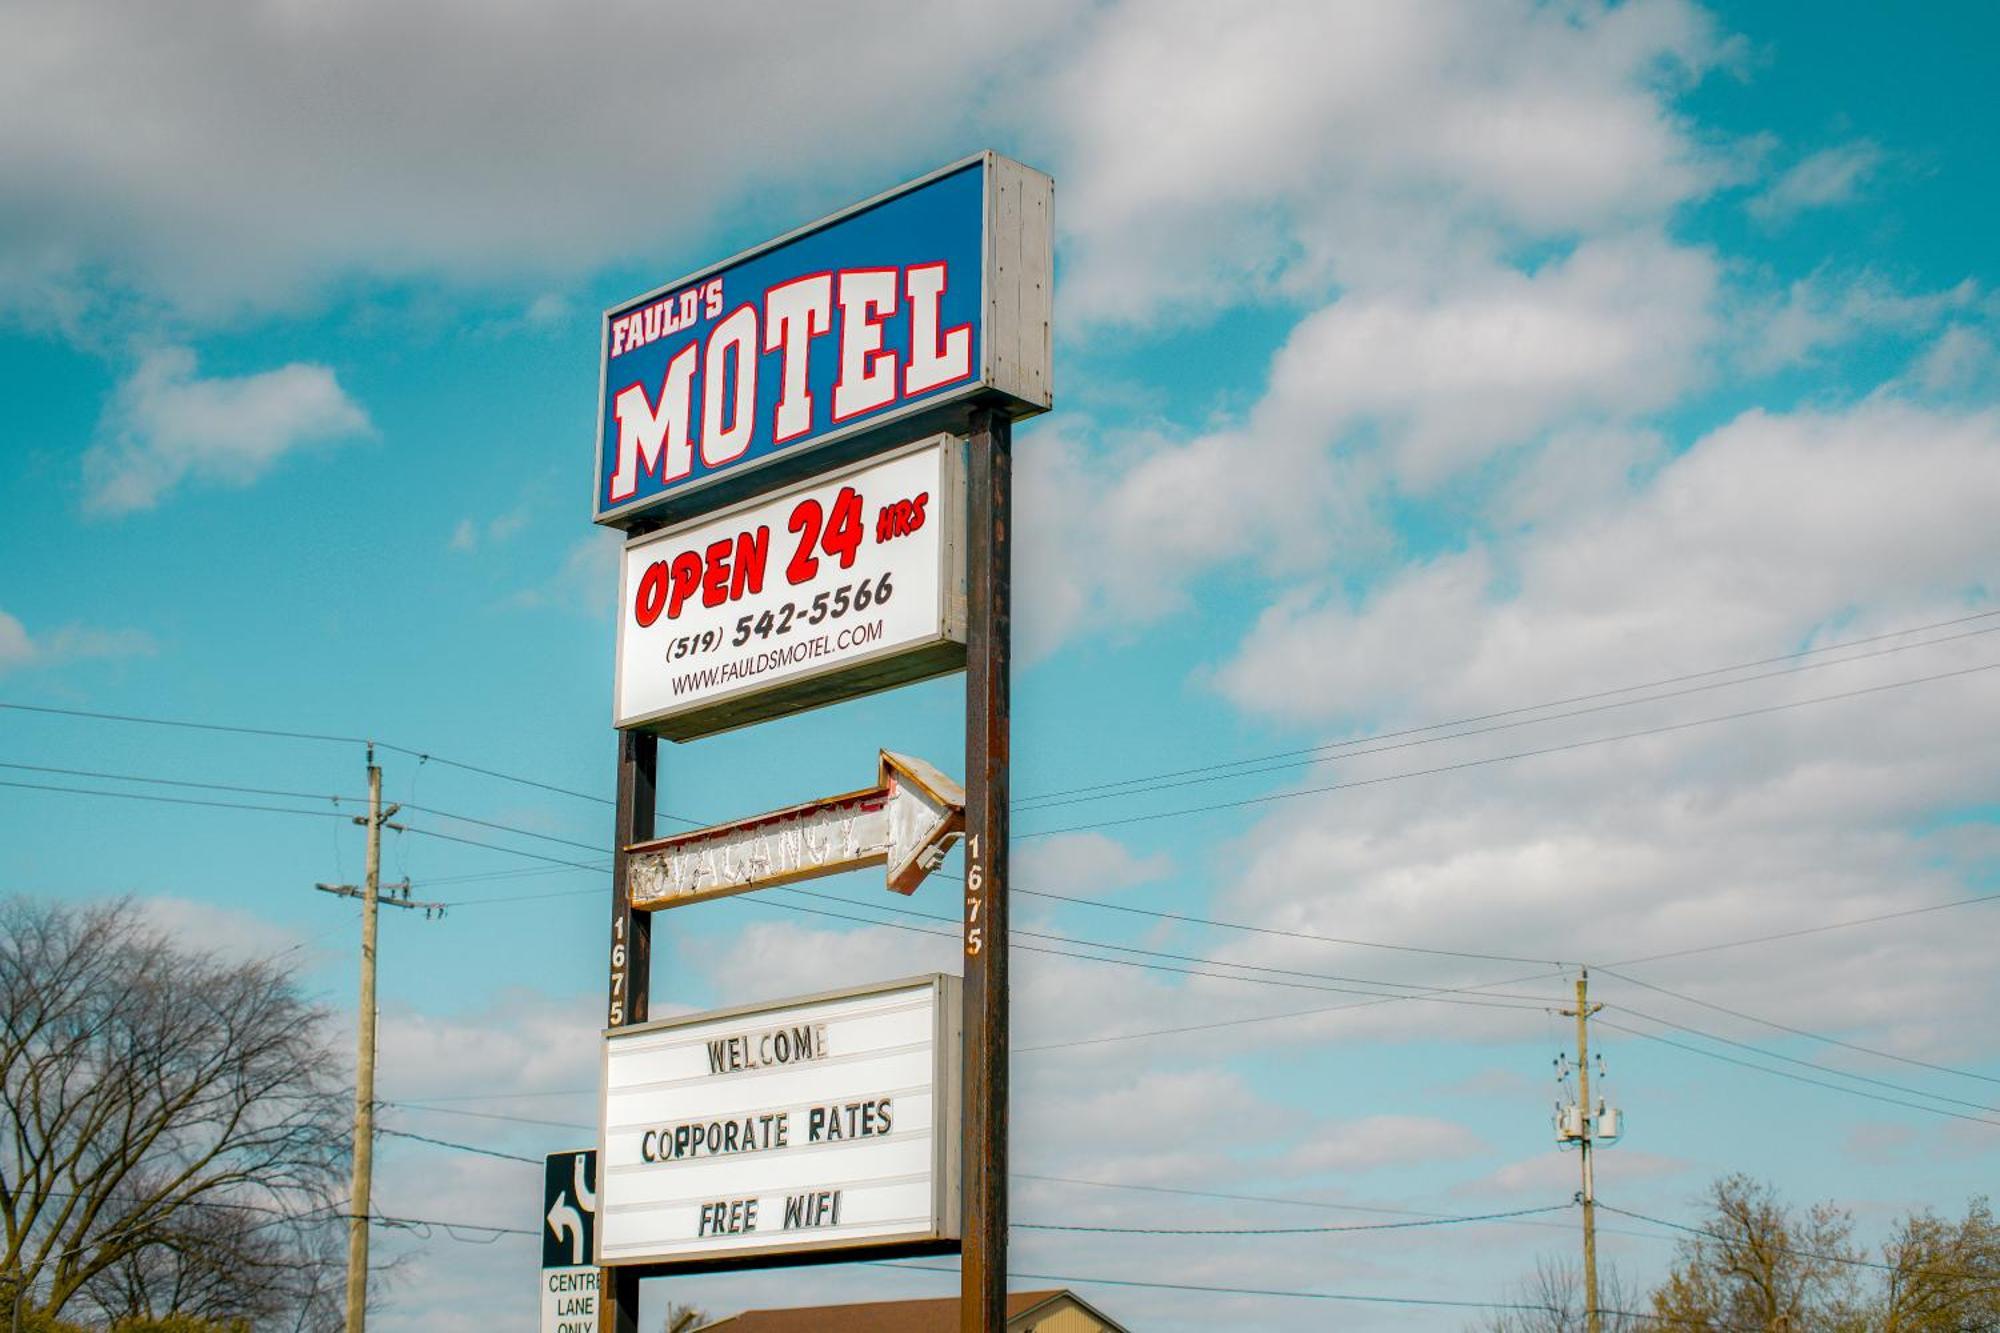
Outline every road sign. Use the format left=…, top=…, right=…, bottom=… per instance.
left=540, top=1148, right=597, bottom=1333
left=597, top=974, right=962, bottom=1271
left=626, top=751, right=963, bottom=910
left=594, top=151, right=1051, bottom=529
left=615, top=436, right=965, bottom=740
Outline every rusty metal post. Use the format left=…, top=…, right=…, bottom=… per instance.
left=960, top=409, right=1011, bottom=1333
left=600, top=729, right=656, bottom=1333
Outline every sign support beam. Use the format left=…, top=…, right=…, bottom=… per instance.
left=960, top=407, right=1011, bottom=1333
left=601, top=729, right=655, bottom=1333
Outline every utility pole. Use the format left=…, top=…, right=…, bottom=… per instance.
left=600, top=728, right=655, bottom=1333
left=1560, top=968, right=1606, bottom=1333
left=960, top=408, right=1012, bottom=1333
left=310, top=746, right=440, bottom=1333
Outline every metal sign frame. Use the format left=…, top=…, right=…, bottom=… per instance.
left=594, top=147, right=1032, bottom=1333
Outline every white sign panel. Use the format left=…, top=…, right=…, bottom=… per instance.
left=615, top=436, right=965, bottom=740
left=597, top=975, right=961, bottom=1268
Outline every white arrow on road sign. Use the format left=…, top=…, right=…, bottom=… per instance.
left=626, top=751, right=965, bottom=910
left=547, top=1190, right=585, bottom=1266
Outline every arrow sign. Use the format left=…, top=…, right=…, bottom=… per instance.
left=541, top=1148, right=596, bottom=1271
left=546, top=1191, right=585, bottom=1266
left=626, top=751, right=965, bottom=910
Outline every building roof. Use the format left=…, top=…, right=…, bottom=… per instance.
left=697, top=1288, right=1126, bottom=1332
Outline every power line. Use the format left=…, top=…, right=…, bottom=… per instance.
left=1607, top=1002, right=2000, bottom=1116
left=12, top=602, right=1990, bottom=835
left=0, top=700, right=361, bottom=744
left=0, top=776, right=352, bottom=819
left=0, top=758, right=363, bottom=804
left=875, top=1262, right=1570, bottom=1313
left=375, top=1126, right=540, bottom=1165
left=1593, top=1202, right=1991, bottom=1280
left=399, top=802, right=606, bottom=854
left=1021, top=661, right=2000, bottom=838
left=1012, top=884, right=1560, bottom=966
left=1014, top=619, right=2000, bottom=813
left=372, top=742, right=614, bottom=809
left=398, top=825, right=606, bottom=870
left=1013, top=981, right=1559, bottom=1054
left=1608, top=1000, right=2000, bottom=1112
left=0, top=755, right=613, bottom=856
left=1597, top=1018, right=2000, bottom=1129
left=378, top=1101, right=593, bottom=1132
left=1014, top=1202, right=1571, bottom=1236
left=1604, top=891, right=2000, bottom=966
left=0, top=763, right=1559, bottom=1008
left=753, top=890, right=1562, bottom=1010
left=780, top=887, right=1562, bottom=1003
left=373, top=1128, right=1572, bottom=1240
left=1597, top=966, right=2000, bottom=1088
left=1015, top=1172, right=1678, bottom=1247
left=0, top=698, right=703, bottom=822
left=1013, top=607, right=2000, bottom=806
left=364, top=1210, right=535, bottom=1239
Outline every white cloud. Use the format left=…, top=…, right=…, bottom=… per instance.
left=1911, top=325, right=1997, bottom=394
left=1015, top=831, right=1170, bottom=895
left=0, top=0, right=1082, bottom=322
left=1284, top=1115, right=1488, bottom=1174
left=131, top=895, right=309, bottom=964
left=81, top=346, right=370, bottom=514
left=1739, top=274, right=1979, bottom=374
left=512, top=528, right=622, bottom=616
left=1217, top=398, right=2000, bottom=724
left=1042, top=0, right=1729, bottom=325
left=1173, top=395, right=2000, bottom=1064
left=0, top=607, right=155, bottom=674
left=1748, top=140, right=1886, bottom=223
left=1017, top=232, right=1718, bottom=654
left=1264, top=233, right=1718, bottom=486
left=0, top=612, right=26, bottom=668
left=449, top=504, right=531, bottom=553
left=0, top=0, right=1731, bottom=336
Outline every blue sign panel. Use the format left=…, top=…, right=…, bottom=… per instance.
left=594, top=154, right=1050, bottom=528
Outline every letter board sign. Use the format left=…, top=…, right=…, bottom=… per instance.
left=614, top=435, right=965, bottom=740
left=596, top=974, right=961, bottom=1271
left=594, top=151, right=1051, bottom=528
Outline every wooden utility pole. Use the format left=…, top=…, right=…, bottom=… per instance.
left=344, top=748, right=389, bottom=1333
left=314, top=749, right=439, bottom=1332
left=960, top=409, right=1011, bottom=1333
left=1562, top=969, right=1605, bottom=1333
left=600, top=729, right=656, bottom=1333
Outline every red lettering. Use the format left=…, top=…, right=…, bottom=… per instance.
left=787, top=498, right=822, bottom=584
left=667, top=550, right=703, bottom=619
left=634, top=561, right=669, bottom=627
left=701, top=538, right=733, bottom=607
left=822, top=486, right=863, bottom=569
left=733, top=527, right=769, bottom=600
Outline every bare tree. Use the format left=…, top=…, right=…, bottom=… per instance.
left=1, top=897, right=348, bottom=1329
left=1649, top=1174, right=1869, bottom=1331
left=1477, top=1254, right=1645, bottom=1332
left=1880, top=1196, right=2000, bottom=1332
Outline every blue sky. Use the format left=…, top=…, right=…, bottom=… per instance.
left=3, top=2, right=1998, bottom=1328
